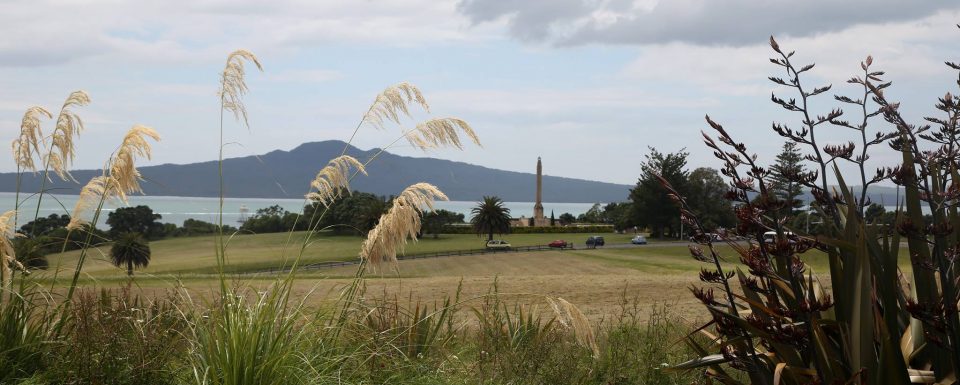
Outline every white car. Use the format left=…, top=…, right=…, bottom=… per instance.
left=485, top=239, right=512, bottom=250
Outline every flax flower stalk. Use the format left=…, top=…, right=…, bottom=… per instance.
left=12, top=107, right=52, bottom=228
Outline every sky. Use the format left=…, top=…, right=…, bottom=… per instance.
left=1, top=0, right=960, bottom=186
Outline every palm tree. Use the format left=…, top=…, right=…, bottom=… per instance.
left=110, top=232, right=151, bottom=276
left=470, top=196, right=512, bottom=241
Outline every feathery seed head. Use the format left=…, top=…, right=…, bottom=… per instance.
left=550, top=297, right=599, bottom=358
left=0, top=211, right=26, bottom=289
left=220, top=49, right=263, bottom=127
left=405, top=117, right=481, bottom=151
left=359, top=183, right=447, bottom=268
left=362, top=82, right=430, bottom=130
left=67, top=176, right=118, bottom=231
left=305, top=155, right=367, bottom=207
left=48, top=90, right=91, bottom=181
left=12, top=106, right=52, bottom=172
left=109, top=125, right=161, bottom=202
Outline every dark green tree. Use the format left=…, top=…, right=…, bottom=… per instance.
left=13, top=237, right=47, bottom=269
left=240, top=205, right=292, bottom=234
left=106, top=205, right=163, bottom=239
left=421, top=209, right=465, bottom=239
left=769, top=142, right=807, bottom=216
left=629, top=147, right=689, bottom=238
left=550, top=210, right=555, bottom=226
left=19, top=214, right=70, bottom=236
left=110, top=232, right=151, bottom=276
left=558, top=213, right=576, bottom=225
left=685, top=167, right=736, bottom=231
left=298, top=191, right=391, bottom=235
left=470, top=196, right=512, bottom=241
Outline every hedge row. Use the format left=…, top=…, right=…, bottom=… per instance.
left=439, top=225, right=615, bottom=234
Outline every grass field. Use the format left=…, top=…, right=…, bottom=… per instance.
left=42, top=231, right=640, bottom=276
left=41, top=231, right=885, bottom=322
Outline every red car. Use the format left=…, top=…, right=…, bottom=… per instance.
left=548, top=240, right=568, bottom=248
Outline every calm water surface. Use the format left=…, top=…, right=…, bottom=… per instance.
left=0, top=192, right=598, bottom=228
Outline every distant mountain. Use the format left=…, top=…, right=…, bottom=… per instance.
left=0, top=140, right=632, bottom=203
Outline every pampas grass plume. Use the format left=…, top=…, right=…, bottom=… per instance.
left=362, top=82, right=429, bottom=130
left=0, top=210, right=26, bottom=291
left=220, top=49, right=263, bottom=127
left=110, top=125, right=161, bottom=201
left=405, top=117, right=481, bottom=151
left=305, top=155, right=367, bottom=206
left=67, top=176, right=117, bottom=231
left=359, top=182, right=447, bottom=268
left=548, top=297, right=599, bottom=358
left=67, top=125, right=159, bottom=230
left=12, top=106, right=52, bottom=172
left=48, top=90, right=91, bottom=181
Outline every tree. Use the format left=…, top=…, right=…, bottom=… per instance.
left=769, top=142, right=807, bottom=216
left=302, top=191, right=391, bottom=235
left=110, top=232, right=151, bottom=276
left=685, top=167, right=736, bottom=231
left=421, top=209, right=465, bottom=239
left=629, top=148, right=689, bottom=238
left=550, top=210, right=555, bottom=226
left=578, top=203, right=604, bottom=223
left=558, top=213, right=576, bottom=225
left=106, top=205, right=163, bottom=239
left=602, top=202, right=634, bottom=231
left=240, top=205, right=297, bottom=234
left=470, top=196, right=512, bottom=241
left=19, top=214, right=70, bottom=236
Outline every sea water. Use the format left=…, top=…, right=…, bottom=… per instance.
left=0, top=192, right=598, bottom=229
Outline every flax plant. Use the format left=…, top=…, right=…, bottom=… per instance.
left=666, top=30, right=960, bottom=385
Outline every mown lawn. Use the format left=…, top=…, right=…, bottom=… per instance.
left=42, top=231, right=641, bottom=278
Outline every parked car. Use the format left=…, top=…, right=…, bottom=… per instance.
left=631, top=235, right=647, bottom=245
left=548, top=239, right=568, bottom=248
left=586, top=236, right=605, bottom=247
left=485, top=239, right=512, bottom=250
left=762, top=231, right=795, bottom=243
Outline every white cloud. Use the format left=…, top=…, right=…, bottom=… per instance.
left=457, top=0, right=959, bottom=47
left=621, top=10, right=960, bottom=96
left=0, top=0, right=482, bottom=67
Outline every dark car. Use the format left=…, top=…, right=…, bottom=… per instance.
left=586, top=236, right=605, bottom=247
left=548, top=239, right=568, bottom=248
